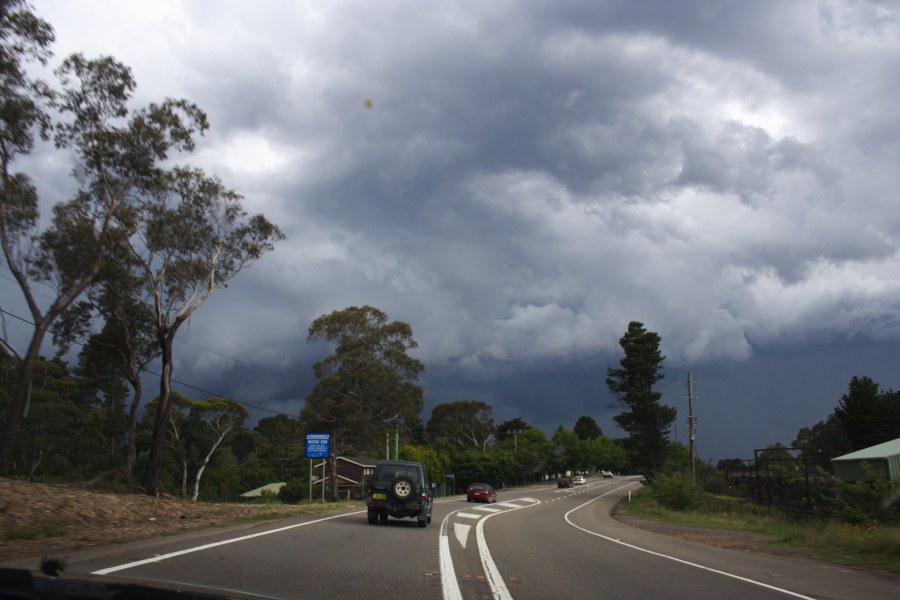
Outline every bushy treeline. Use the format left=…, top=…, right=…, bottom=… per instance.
left=0, top=353, right=635, bottom=501
left=652, top=375, right=900, bottom=525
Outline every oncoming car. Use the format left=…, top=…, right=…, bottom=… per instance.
left=466, top=483, right=497, bottom=503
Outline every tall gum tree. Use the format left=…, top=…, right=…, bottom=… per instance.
left=427, top=400, right=495, bottom=452
left=301, top=305, right=424, bottom=456
left=0, top=9, right=207, bottom=475
left=131, top=166, right=284, bottom=496
left=0, top=0, right=54, bottom=476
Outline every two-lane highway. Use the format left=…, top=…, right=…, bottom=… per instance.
left=36, top=478, right=900, bottom=599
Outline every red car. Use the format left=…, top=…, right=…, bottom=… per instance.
left=557, top=477, right=573, bottom=488
left=467, top=483, right=497, bottom=503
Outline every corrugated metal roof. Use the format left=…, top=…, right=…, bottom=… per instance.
left=831, top=438, right=900, bottom=462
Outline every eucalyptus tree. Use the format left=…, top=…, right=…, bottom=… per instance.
left=70, top=284, right=158, bottom=476
left=0, top=1, right=207, bottom=474
left=0, top=0, right=54, bottom=476
left=128, top=166, right=284, bottom=496
left=427, top=400, right=495, bottom=452
left=188, top=397, right=249, bottom=501
left=301, top=305, right=424, bottom=456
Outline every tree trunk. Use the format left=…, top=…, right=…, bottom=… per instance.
left=0, top=327, right=47, bottom=476
left=191, top=431, right=228, bottom=502
left=144, top=333, right=175, bottom=496
left=124, top=373, right=143, bottom=478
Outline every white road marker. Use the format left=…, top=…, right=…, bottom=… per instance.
left=454, top=523, right=471, bottom=549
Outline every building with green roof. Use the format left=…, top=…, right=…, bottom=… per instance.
left=830, top=438, right=900, bottom=483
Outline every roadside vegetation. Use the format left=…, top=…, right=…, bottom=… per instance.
left=623, top=480, right=900, bottom=574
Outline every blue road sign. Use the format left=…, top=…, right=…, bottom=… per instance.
left=305, top=432, right=331, bottom=458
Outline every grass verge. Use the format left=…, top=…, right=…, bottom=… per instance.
left=620, top=488, right=900, bottom=574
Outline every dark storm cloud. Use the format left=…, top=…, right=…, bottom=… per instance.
left=18, top=0, right=900, bottom=459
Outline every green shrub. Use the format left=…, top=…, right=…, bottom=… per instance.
left=278, top=478, right=308, bottom=504
left=651, top=472, right=699, bottom=511
left=830, top=463, right=900, bottom=526
left=5, top=528, right=38, bottom=540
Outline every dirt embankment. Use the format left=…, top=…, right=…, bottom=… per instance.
left=0, top=479, right=358, bottom=562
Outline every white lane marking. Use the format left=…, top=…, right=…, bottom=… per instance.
left=563, top=486, right=817, bottom=600
left=454, top=523, right=471, bottom=550
left=439, top=495, right=544, bottom=600
left=92, top=510, right=366, bottom=575
left=440, top=509, right=464, bottom=600
left=473, top=497, right=541, bottom=600
left=474, top=506, right=502, bottom=513
left=476, top=513, right=513, bottom=600
left=457, top=512, right=482, bottom=519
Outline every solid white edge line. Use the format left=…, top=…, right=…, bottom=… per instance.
left=563, top=484, right=817, bottom=600
left=92, top=510, right=366, bottom=575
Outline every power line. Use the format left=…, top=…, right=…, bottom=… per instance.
left=0, top=306, right=299, bottom=420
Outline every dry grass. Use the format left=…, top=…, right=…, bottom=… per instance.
left=0, top=479, right=362, bottom=562
left=618, top=488, right=900, bottom=574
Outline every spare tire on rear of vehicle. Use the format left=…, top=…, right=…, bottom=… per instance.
left=390, top=476, right=414, bottom=501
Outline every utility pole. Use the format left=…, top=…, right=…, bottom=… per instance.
left=506, top=429, right=521, bottom=452
left=685, top=371, right=698, bottom=482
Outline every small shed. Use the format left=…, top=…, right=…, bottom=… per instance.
left=830, top=438, right=900, bottom=483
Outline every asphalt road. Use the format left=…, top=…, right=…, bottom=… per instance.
left=13, top=478, right=900, bottom=599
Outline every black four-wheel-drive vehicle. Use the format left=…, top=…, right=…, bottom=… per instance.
left=366, top=459, right=433, bottom=527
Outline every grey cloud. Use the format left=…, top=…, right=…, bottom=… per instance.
left=21, top=0, right=900, bottom=460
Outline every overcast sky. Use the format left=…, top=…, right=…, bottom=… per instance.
left=5, top=0, right=900, bottom=461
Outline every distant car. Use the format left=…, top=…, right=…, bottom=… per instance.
left=602, top=470, right=613, bottom=479
left=467, top=483, right=497, bottom=503
left=572, top=475, right=586, bottom=485
left=557, top=477, right=573, bottom=488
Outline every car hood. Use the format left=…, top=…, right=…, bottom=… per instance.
left=0, top=568, right=283, bottom=600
